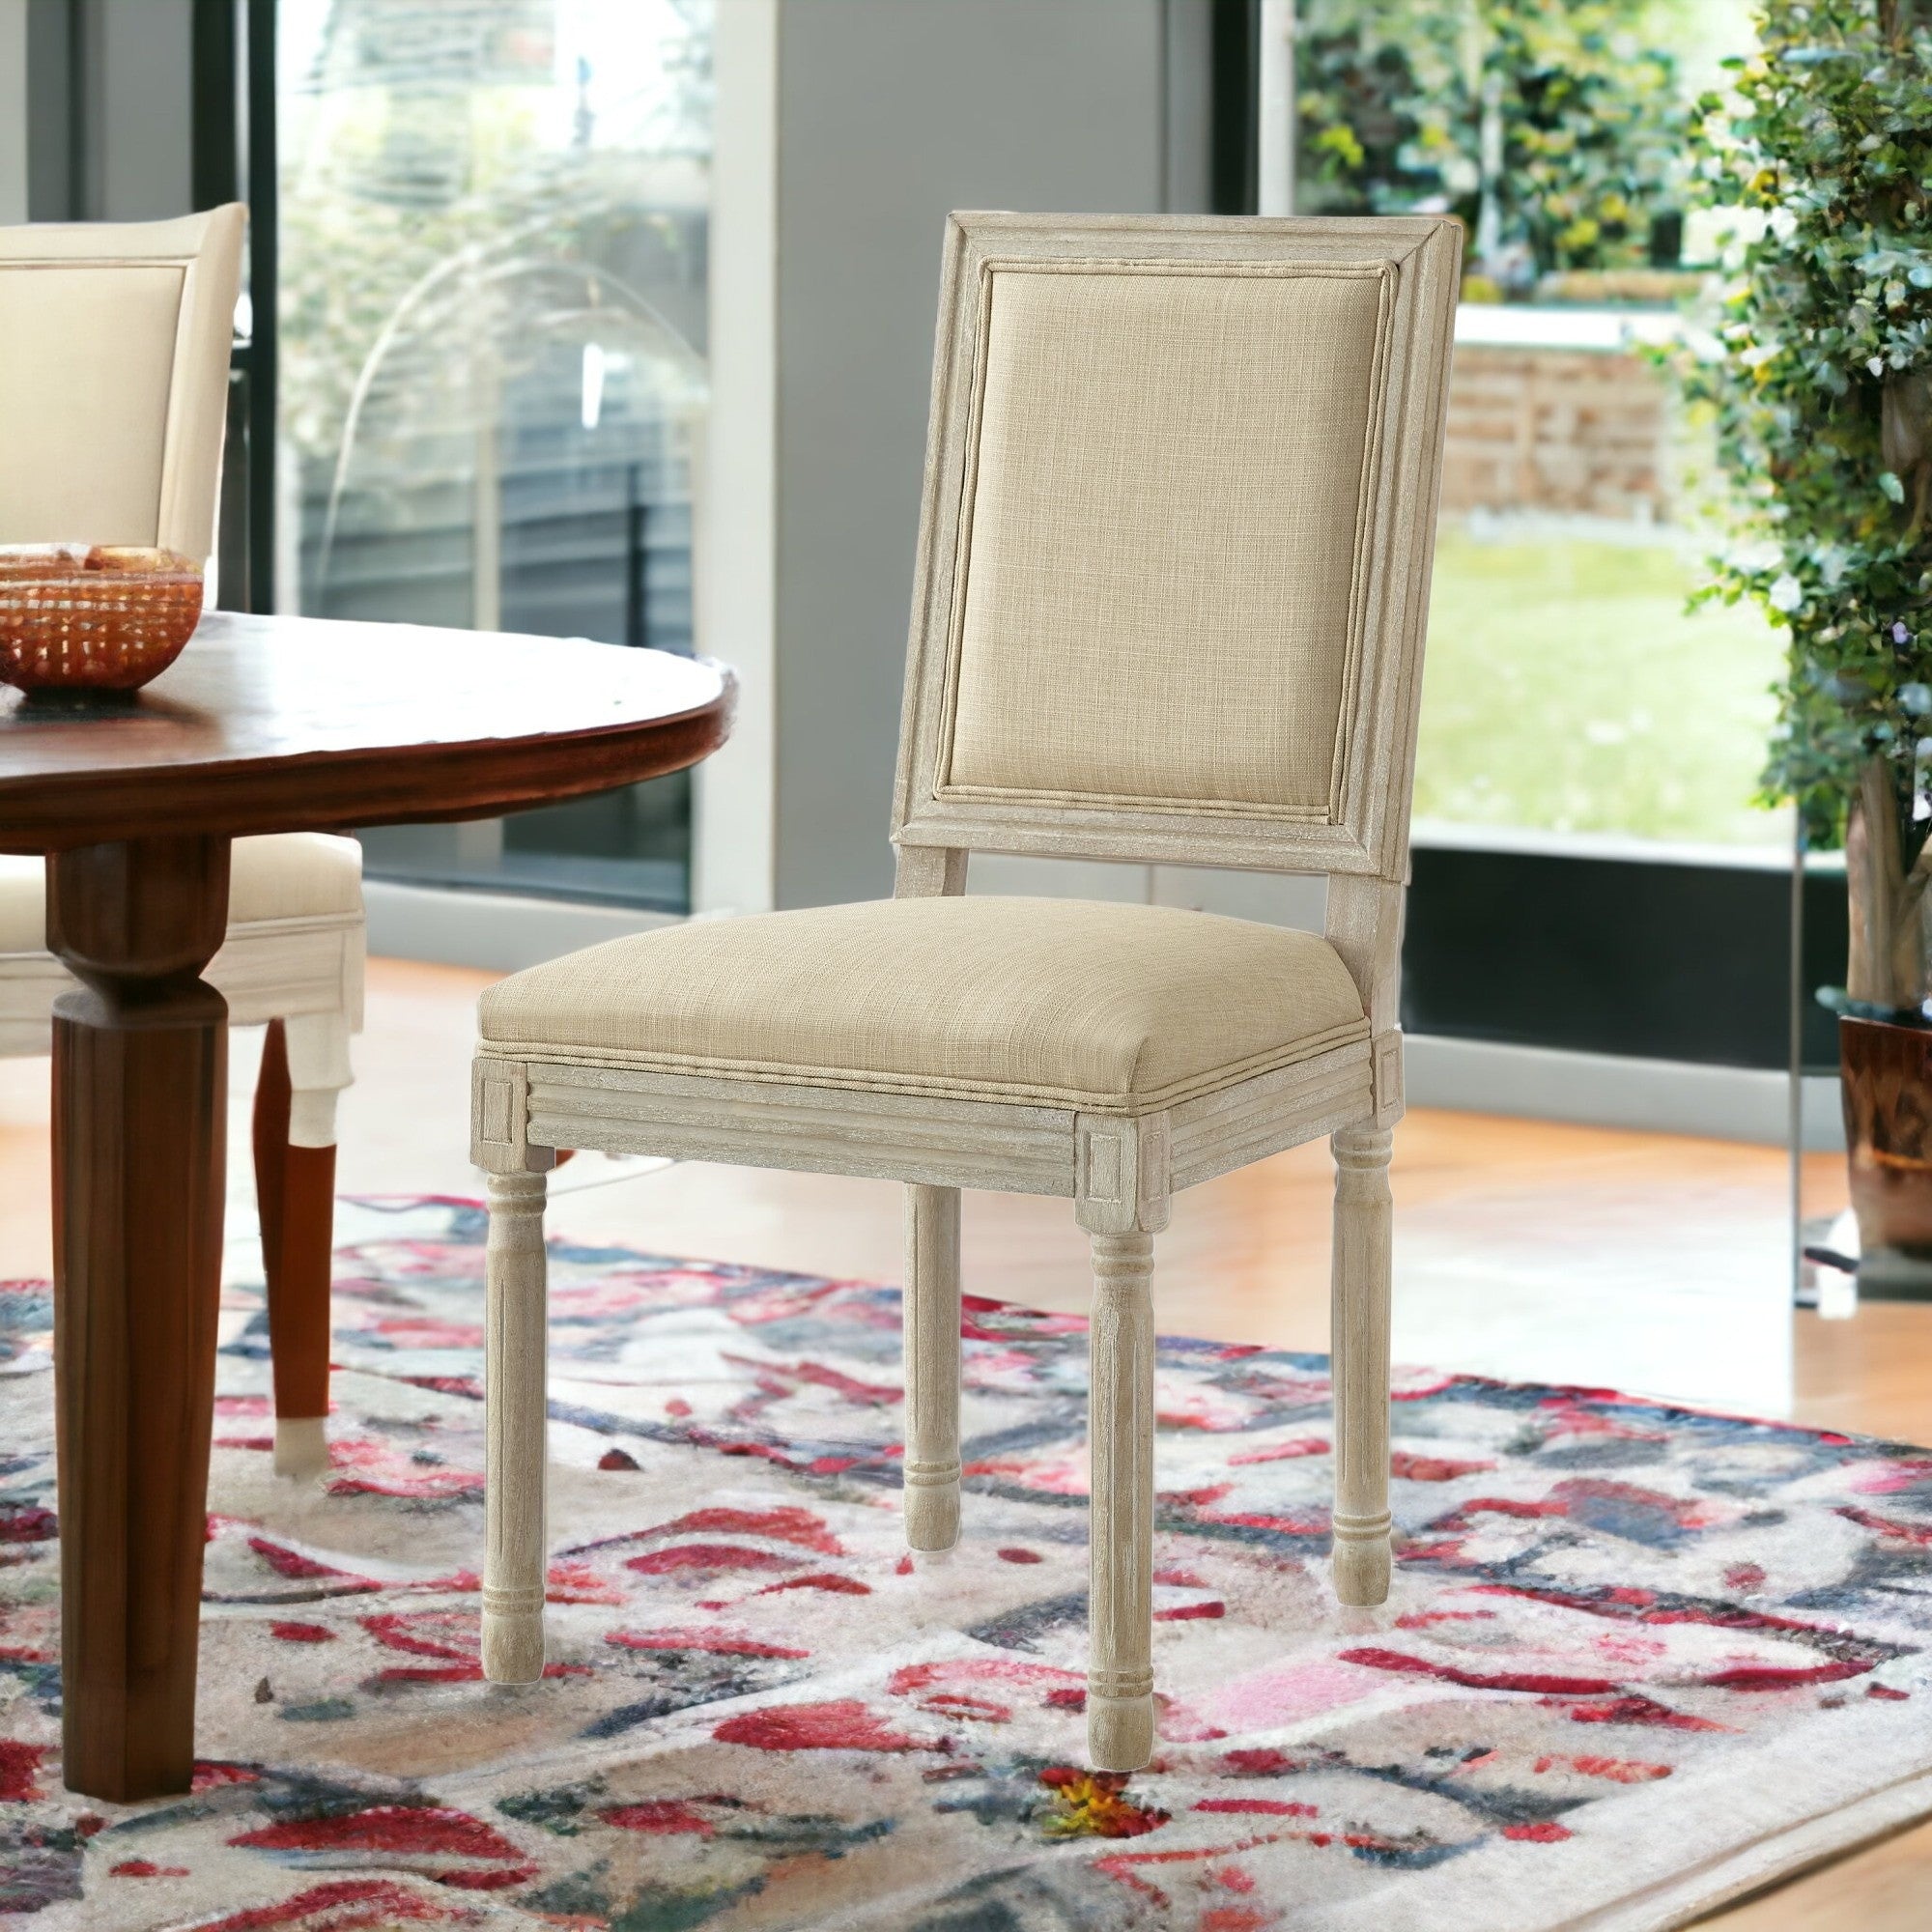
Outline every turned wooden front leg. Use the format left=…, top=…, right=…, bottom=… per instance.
left=1087, top=1229, right=1156, bottom=1772
left=1330, top=1124, right=1394, bottom=1606
left=482, top=1168, right=551, bottom=1683
left=903, top=1184, right=961, bottom=1550
left=47, top=835, right=231, bottom=1801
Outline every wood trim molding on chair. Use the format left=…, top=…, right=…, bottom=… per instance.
left=509, top=1041, right=1376, bottom=1204
left=526, top=1061, right=1076, bottom=1196
left=0, top=913, right=363, bottom=1057
left=891, top=212, right=1461, bottom=885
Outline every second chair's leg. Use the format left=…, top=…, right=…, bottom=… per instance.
left=1330, top=1124, right=1395, bottom=1606
left=1087, top=1228, right=1156, bottom=1773
left=903, top=1183, right=961, bottom=1550
left=252, top=1018, right=338, bottom=1478
left=482, top=1168, right=551, bottom=1684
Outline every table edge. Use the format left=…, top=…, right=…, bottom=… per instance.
left=0, top=660, right=736, bottom=855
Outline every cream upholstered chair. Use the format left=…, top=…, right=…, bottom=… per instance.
left=471, top=212, right=1461, bottom=1770
left=0, top=208, right=363, bottom=1477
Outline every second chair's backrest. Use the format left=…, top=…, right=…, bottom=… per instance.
left=0, top=205, right=245, bottom=567
left=892, top=213, right=1461, bottom=887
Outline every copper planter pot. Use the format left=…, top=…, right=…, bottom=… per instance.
left=1841, top=1013, right=1932, bottom=1261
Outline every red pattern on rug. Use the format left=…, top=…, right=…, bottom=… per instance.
left=0, top=1198, right=1921, bottom=1929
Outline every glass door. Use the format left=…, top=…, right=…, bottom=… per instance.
left=275, top=0, right=712, bottom=909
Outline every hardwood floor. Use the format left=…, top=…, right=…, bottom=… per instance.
left=0, top=955, right=1924, bottom=1923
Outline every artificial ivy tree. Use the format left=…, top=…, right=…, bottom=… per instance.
left=1688, top=0, right=1932, bottom=1009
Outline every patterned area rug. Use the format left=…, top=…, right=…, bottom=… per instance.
left=0, top=1199, right=1930, bottom=1930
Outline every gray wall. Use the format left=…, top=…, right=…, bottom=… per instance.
left=26, top=0, right=194, bottom=222
left=82, top=0, right=193, bottom=220
left=0, top=0, right=26, bottom=224
left=774, top=0, right=1211, bottom=907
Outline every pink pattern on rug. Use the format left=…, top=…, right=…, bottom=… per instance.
left=0, top=1196, right=1919, bottom=1930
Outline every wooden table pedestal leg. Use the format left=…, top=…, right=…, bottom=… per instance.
left=46, top=836, right=231, bottom=1802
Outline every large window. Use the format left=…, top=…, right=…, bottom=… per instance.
left=1244, top=0, right=1831, bottom=1085
left=1292, top=0, right=1782, bottom=854
left=276, top=0, right=712, bottom=908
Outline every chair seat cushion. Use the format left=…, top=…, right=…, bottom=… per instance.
left=478, top=895, right=1367, bottom=1115
left=0, top=832, right=361, bottom=953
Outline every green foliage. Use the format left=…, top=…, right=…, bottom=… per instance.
left=1682, top=0, right=1932, bottom=855
left=1295, top=3, right=1469, bottom=218
left=1492, top=4, right=1685, bottom=270
left=1296, top=0, right=1687, bottom=281
left=1414, top=531, right=1782, bottom=843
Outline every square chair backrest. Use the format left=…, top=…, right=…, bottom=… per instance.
left=0, top=206, right=246, bottom=568
left=891, top=213, right=1461, bottom=887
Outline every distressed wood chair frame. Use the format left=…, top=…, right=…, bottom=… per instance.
left=473, top=212, right=1461, bottom=1772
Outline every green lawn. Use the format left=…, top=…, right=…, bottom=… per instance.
left=1413, top=529, right=1788, bottom=848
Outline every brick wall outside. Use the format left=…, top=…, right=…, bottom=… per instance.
left=1441, top=345, right=1671, bottom=523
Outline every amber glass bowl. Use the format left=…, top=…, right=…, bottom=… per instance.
left=0, top=545, right=204, bottom=700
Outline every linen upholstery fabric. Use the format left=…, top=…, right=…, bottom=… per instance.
left=0, top=267, right=184, bottom=548
left=0, top=835, right=361, bottom=954
left=0, top=209, right=246, bottom=563
left=478, top=896, right=1368, bottom=1115
left=939, top=263, right=1389, bottom=818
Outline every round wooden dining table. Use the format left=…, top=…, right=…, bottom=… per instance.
left=0, top=611, right=733, bottom=1801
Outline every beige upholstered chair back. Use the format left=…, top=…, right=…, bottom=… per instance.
left=0, top=206, right=246, bottom=567
left=892, top=213, right=1461, bottom=886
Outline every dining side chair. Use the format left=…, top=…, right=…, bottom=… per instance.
left=0, top=207, right=363, bottom=1479
left=470, top=212, right=1462, bottom=1771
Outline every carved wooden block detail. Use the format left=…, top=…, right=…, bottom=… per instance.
left=470, top=1059, right=556, bottom=1176
left=1075, top=1112, right=1171, bottom=1236
left=1372, top=1031, right=1405, bottom=1126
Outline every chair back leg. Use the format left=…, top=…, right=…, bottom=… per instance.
left=1330, top=1123, right=1394, bottom=1606
left=251, top=1016, right=337, bottom=1479
left=482, top=1167, right=552, bottom=1683
left=903, top=1183, right=962, bottom=1550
